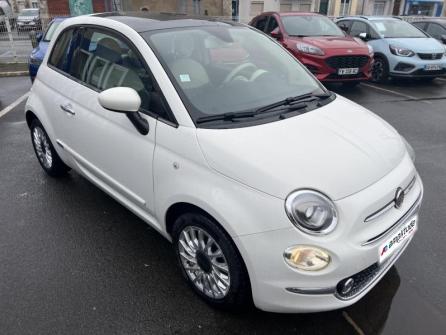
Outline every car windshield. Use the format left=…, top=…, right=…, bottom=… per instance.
left=282, top=15, right=344, bottom=37
left=370, top=20, right=426, bottom=38
left=20, top=9, right=38, bottom=16
left=142, top=25, right=325, bottom=126
left=43, top=21, right=62, bottom=41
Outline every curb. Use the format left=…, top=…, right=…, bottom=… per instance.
left=0, top=71, right=29, bottom=77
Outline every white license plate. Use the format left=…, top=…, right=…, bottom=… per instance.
left=425, top=64, right=442, bottom=71
left=338, top=68, right=359, bottom=75
left=379, top=216, right=417, bottom=263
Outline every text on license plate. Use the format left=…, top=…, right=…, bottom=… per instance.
left=379, top=216, right=417, bottom=263
left=338, top=68, right=359, bottom=75
left=425, top=64, right=442, bottom=71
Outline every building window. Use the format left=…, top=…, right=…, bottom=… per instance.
left=373, top=1, right=386, bottom=15
left=340, top=0, right=351, bottom=15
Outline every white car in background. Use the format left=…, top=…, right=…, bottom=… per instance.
left=25, top=14, right=423, bottom=313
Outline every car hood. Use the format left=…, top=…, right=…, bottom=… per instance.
left=196, top=96, right=405, bottom=201
left=385, top=37, right=445, bottom=53
left=294, top=36, right=368, bottom=50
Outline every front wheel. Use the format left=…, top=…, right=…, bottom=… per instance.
left=172, top=213, right=251, bottom=310
left=30, top=119, right=70, bottom=177
left=371, top=56, right=389, bottom=83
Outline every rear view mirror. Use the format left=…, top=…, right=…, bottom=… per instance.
left=270, top=29, right=282, bottom=40
left=441, top=34, right=446, bottom=44
left=98, top=87, right=141, bottom=113
left=358, top=32, right=369, bottom=41
left=339, top=25, right=349, bottom=32
left=98, top=87, right=149, bottom=135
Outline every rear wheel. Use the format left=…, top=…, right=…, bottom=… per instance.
left=172, top=212, right=251, bottom=310
left=30, top=119, right=70, bottom=177
left=371, top=56, right=389, bottom=83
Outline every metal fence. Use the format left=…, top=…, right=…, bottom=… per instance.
left=0, top=13, right=444, bottom=64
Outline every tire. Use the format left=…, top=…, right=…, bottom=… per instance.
left=371, top=56, right=389, bottom=83
left=30, top=119, right=70, bottom=177
left=172, top=212, right=251, bottom=310
left=342, top=81, right=360, bottom=88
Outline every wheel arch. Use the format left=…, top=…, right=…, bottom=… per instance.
left=25, top=110, right=38, bottom=129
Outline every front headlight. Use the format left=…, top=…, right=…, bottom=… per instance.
left=367, top=44, right=374, bottom=55
left=296, top=43, right=325, bottom=56
left=401, top=135, right=415, bottom=162
left=29, top=56, right=42, bottom=65
left=285, top=190, right=338, bottom=235
left=389, top=44, right=415, bottom=57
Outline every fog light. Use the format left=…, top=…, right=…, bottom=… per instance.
left=283, top=245, right=331, bottom=271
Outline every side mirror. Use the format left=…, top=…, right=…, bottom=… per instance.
left=270, top=29, right=283, bottom=40
left=358, top=32, right=369, bottom=41
left=98, top=87, right=141, bottom=113
left=441, top=35, right=446, bottom=44
left=339, top=25, right=349, bottom=32
left=99, top=87, right=149, bottom=135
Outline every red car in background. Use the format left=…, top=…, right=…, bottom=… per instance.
left=250, top=12, right=374, bottom=86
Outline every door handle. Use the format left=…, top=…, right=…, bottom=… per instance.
left=60, top=103, right=75, bottom=115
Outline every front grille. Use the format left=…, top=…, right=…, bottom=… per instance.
left=417, top=53, right=443, bottom=60
left=326, top=72, right=367, bottom=80
left=325, top=55, right=370, bottom=69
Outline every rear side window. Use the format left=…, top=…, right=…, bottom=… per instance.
left=265, top=17, right=279, bottom=34
left=337, top=20, right=351, bottom=32
left=426, top=23, right=446, bottom=40
left=254, top=16, right=268, bottom=32
left=49, top=28, right=75, bottom=72
left=350, top=21, right=368, bottom=37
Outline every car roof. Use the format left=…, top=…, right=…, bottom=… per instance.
left=337, top=16, right=402, bottom=21
left=260, top=11, right=322, bottom=17
left=91, top=12, right=241, bottom=33
left=412, top=18, right=446, bottom=25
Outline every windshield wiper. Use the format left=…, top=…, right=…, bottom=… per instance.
left=254, top=91, right=332, bottom=115
left=196, top=111, right=256, bottom=124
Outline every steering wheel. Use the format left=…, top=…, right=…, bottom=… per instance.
left=222, top=63, right=257, bottom=85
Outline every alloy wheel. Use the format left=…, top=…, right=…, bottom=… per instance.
left=33, top=126, right=53, bottom=169
left=178, top=226, right=231, bottom=299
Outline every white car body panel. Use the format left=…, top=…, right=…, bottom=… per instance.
left=25, top=15, right=423, bottom=313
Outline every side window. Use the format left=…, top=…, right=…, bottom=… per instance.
left=48, top=28, right=75, bottom=72
left=265, top=17, right=279, bottom=34
left=412, top=22, right=426, bottom=31
left=426, top=23, right=446, bottom=40
left=337, top=20, right=351, bottom=33
left=350, top=21, right=368, bottom=37
left=69, top=28, right=168, bottom=119
left=255, top=16, right=268, bottom=32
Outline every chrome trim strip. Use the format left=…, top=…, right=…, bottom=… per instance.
left=285, top=287, right=335, bottom=295
left=364, top=175, right=417, bottom=223
left=362, top=191, right=422, bottom=246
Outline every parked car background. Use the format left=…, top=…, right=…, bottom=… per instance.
left=29, top=17, right=67, bottom=82
left=250, top=12, right=373, bottom=87
left=412, top=18, right=446, bottom=44
left=17, top=8, right=41, bottom=32
left=336, top=16, right=446, bottom=82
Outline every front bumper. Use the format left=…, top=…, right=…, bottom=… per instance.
left=389, top=54, right=446, bottom=78
left=296, top=52, right=372, bottom=82
left=234, top=155, right=422, bottom=313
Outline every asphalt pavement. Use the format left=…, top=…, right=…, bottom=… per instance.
left=1, top=76, right=446, bottom=334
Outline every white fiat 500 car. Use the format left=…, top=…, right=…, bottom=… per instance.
left=26, top=13, right=423, bottom=313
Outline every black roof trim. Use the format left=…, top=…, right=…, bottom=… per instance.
left=91, top=12, right=241, bottom=33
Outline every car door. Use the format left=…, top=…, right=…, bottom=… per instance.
left=55, top=26, right=171, bottom=217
